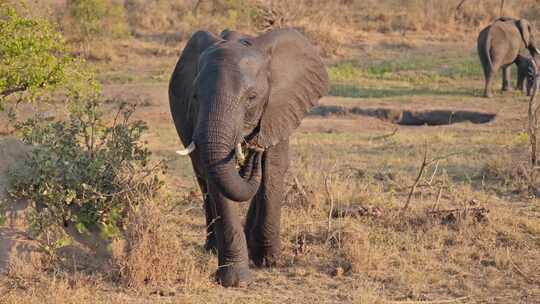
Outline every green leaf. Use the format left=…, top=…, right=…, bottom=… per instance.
left=75, top=222, right=88, bottom=234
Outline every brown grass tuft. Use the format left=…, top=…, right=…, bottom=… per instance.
left=114, top=199, right=210, bottom=293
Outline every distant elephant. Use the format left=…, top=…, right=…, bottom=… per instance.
left=169, top=28, right=328, bottom=287
left=477, top=17, right=540, bottom=98
left=516, top=54, right=538, bottom=96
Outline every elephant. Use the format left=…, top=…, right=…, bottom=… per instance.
left=168, top=28, right=328, bottom=287
left=477, top=17, right=540, bottom=98
left=516, top=54, right=538, bottom=96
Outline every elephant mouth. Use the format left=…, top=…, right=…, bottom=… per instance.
left=177, top=135, right=265, bottom=173
left=236, top=139, right=265, bottom=167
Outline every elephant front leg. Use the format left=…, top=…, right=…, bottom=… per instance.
left=246, top=140, right=289, bottom=267
left=193, top=177, right=218, bottom=253
left=208, top=182, right=251, bottom=287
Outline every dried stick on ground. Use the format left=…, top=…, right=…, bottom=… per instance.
left=403, top=144, right=429, bottom=213
left=371, top=127, right=399, bottom=141
left=323, top=173, right=334, bottom=244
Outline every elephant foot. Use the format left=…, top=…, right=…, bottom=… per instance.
left=484, top=92, right=493, bottom=98
left=215, top=261, right=251, bottom=287
left=502, top=86, right=512, bottom=92
left=247, top=235, right=280, bottom=267
left=249, top=248, right=279, bottom=267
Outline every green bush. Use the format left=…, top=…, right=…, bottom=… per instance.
left=9, top=102, right=164, bottom=240
left=0, top=3, right=95, bottom=108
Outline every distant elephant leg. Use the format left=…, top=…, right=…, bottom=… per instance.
left=195, top=177, right=217, bottom=252
left=246, top=139, right=289, bottom=267
left=517, top=72, right=526, bottom=93
left=502, top=64, right=512, bottom=91
left=208, top=181, right=251, bottom=287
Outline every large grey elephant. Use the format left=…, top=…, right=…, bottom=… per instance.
left=169, top=28, right=328, bottom=287
left=477, top=17, right=540, bottom=98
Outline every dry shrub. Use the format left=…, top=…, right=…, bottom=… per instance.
left=338, top=226, right=373, bottom=275
left=2, top=258, right=109, bottom=304
left=481, top=154, right=530, bottom=193
left=115, top=199, right=209, bottom=292
left=124, top=0, right=192, bottom=34
left=3, top=249, right=44, bottom=292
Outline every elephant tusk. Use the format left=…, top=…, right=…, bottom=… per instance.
left=536, top=47, right=540, bottom=54
left=235, top=143, right=245, bottom=162
left=176, top=142, right=196, bottom=156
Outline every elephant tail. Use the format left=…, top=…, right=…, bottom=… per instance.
left=478, top=27, right=494, bottom=72
left=484, top=30, right=494, bottom=69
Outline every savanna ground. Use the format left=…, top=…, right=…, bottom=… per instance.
left=1, top=1, right=540, bottom=303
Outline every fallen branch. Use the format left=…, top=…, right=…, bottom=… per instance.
left=428, top=206, right=489, bottom=224
left=0, top=85, right=28, bottom=98
left=389, top=296, right=471, bottom=304
left=332, top=205, right=383, bottom=219
left=371, top=127, right=399, bottom=141
left=508, top=251, right=538, bottom=284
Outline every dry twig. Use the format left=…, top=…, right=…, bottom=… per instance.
left=402, top=144, right=462, bottom=213
left=323, top=173, right=334, bottom=243
left=371, top=127, right=399, bottom=141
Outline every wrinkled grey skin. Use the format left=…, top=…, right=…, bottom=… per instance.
left=516, top=54, right=538, bottom=96
left=477, top=17, right=539, bottom=98
left=169, top=28, right=328, bottom=287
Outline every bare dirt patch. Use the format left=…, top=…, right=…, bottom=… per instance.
left=0, top=138, right=42, bottom=274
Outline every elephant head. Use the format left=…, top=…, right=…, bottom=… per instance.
left=516, top=19, right=540, bottom=56
left=171, top=29, right=328, bottom=202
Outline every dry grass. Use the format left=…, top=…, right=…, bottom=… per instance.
left=24, top=0, right=540, bottom=61
left=115, top=198, right=211, bottom=293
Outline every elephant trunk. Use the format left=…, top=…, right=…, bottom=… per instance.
left=195, top=97, right=262, bottom=202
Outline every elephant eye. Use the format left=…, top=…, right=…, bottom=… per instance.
left=239, top=39, right=252, bottom=47
left=247, top=92, right=257, bottom=101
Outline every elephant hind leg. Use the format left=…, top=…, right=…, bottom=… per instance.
left=480, top=61, right=495, bottom=98
left=502, top=65, right=512, bottom=91
left=484, top=68, right=495, bottom=98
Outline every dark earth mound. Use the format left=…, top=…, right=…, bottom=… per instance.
left=309, top=105, right=496, bottom=126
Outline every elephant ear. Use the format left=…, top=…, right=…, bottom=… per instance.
left=517, top=19, right=532, bottom=47
left=253, top=28, right=329, bottom=147
left=169, top=31, right=220, bottom=146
